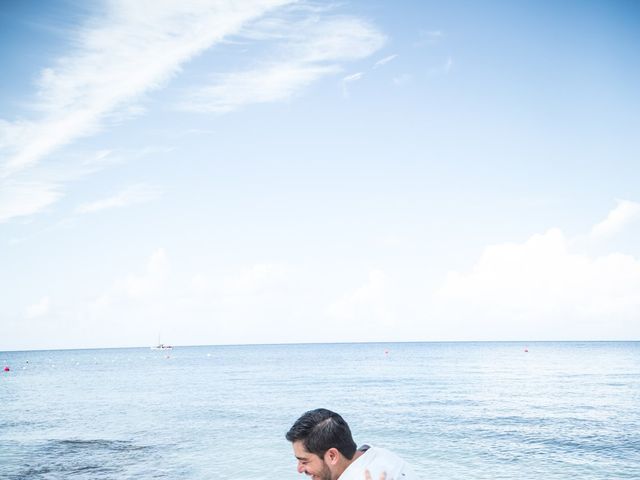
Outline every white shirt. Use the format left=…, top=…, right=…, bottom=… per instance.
left=338, top=446, right=419, bottom=480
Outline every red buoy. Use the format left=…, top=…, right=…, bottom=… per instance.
left=3, top=366, right=9, bottom=372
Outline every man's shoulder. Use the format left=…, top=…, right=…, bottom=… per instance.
left=340, top=445, right=419, bottom=480
left=357, top=445, right=405, bottom=462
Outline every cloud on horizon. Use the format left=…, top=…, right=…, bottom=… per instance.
left=75, top=251, right=296, bottom=347
left=437, top=202, right=640, bottom=338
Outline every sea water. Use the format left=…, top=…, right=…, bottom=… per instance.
left=1, top=342, right=639, bottom=479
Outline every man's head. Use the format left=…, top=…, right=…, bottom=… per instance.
left=286, top=408, right=357, bottom=480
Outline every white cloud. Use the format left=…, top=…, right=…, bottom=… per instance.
left=26, top=296, right=51, bottom=319
left=76, top=183, right=162, bottom=213
left=437, top=226, right=640, bottom=337
left=590, top=199, right=640, bottom=239
left=179, top=15, right=384, bottom=112
left=373, top=54, right=397, bottom=68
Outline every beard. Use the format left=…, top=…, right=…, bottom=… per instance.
left=317, top=462, right=333, bottom=480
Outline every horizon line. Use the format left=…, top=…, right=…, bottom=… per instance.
left=2, top=339, right=638, bottom=354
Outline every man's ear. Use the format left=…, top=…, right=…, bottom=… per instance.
left=324, top=448, right=341, bottom=465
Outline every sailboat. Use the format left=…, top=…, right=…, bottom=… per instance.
left=150, top=334, right=173, bottom=350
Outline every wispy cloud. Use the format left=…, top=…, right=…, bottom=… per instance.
left=0, top=1, right=295, bottom=224
left=0, top=180, right=63, bottom=223
left=0, top=0, right=292, bottom=175
left=0, top=2, right=384, bottom=223
left=0, top=147, right=167, bottom=225
left=179, top=15, right=384, bottom=112
left=415, top=29, right=443, bottom=47
left=373, top=54, right=397, bottom=68
left=76, top=183, right=162, bottom=214
left=343, top=72, right=365, bottom=82
left=342, top=72, right=364, bottom=98
left=181, top=63, right=339, bottom=113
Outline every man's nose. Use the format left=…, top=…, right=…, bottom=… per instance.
left=297, top=462, right=305, bottom=474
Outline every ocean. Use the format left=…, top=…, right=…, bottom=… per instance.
left=1, top=342, right=639, bottom=479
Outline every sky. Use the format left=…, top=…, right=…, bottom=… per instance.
left=1, top=0, right=639, bottom=351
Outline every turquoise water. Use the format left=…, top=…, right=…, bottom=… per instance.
left=1, top=342, right=639, bottom=479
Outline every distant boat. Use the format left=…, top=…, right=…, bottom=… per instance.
left=151, top=334, right=173, bottom=350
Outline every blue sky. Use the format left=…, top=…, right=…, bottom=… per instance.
left=1, top=1, right=639, bottom=350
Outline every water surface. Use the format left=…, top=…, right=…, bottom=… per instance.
left=1, top=342, right=639, bottom=479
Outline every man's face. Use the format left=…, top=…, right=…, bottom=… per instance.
left=292, top=441, right=333, bottom=480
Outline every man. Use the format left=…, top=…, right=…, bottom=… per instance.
left=286, top=408, right=418, bottom=480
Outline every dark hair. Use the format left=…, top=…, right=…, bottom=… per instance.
left=285, top=408, right=357, bottom=459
